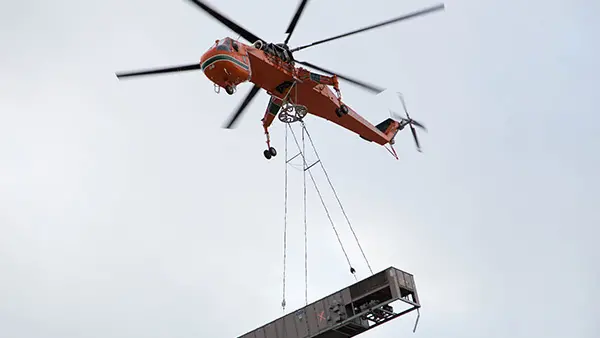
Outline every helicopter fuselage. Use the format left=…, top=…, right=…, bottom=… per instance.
left=199, top=37, right=398, bottom=147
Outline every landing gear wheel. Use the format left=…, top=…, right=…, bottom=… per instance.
left=263, top=149, right=272, bottom=159
left=225, top=85, right=235, bottom=95
left=335, top=104, right=349, bottom=117
left=263, top=147, right=276, bottom=160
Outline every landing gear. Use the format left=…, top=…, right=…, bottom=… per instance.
left=225, top=85, right=235, bottom=95
left=335, top=104, right=349, bottom=117
left=263, top=124, right=277, bottom=160
left=264, top=147, right=277, bottom=160
left=261, top=103, right=306, bottom=161
left=332, top=75, right=348, bottom=117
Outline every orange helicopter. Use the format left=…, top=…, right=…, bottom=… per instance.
left=115, top=0, right=442, bottom=159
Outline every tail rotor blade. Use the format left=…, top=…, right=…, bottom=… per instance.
left=395, top=92, right=425, bottom=151
left=222, top=84, right=261, bottom=128
left=410, top=119, right=427, bottom=131
left=397, top=92, right=410, bottom=116
left=409, top=123, right=421, bottom=152
left=397, top=92, right=427, bottom=131
left=389, top=109, right=405, bottom=123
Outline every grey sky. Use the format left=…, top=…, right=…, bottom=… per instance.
left=1, top=0, right=598, bottom=337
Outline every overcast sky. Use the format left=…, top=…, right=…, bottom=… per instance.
left=1, top=0, right=598, bottom=337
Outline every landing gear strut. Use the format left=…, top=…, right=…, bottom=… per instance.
left=262, top=103, right=307, bottom=161
left=331, top=76, right=349, bottom=117
left=264, top=147, right=277, bottom=159
left=263, top=123, right=277, bottom=160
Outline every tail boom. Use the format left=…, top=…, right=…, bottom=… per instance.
left=360, top=117, right=401, bottom=145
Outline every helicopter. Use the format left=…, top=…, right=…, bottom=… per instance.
left=115, top=0, right=441, bottom=159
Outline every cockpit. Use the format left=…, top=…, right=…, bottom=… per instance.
left=216, top=38, right=231, bottom=51
left=215, top=38, right=239, bottom=52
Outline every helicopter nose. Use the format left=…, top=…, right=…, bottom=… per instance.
left=200, top=47, right=216, bottom=71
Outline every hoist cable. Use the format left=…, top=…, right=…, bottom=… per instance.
left=288, top=123, right=355, bottom=276
left=302, top=125, right=308, bottom=306
left=280, top=82, right=297, bottom=313
left=302, top=124, right=374, bottom=275
left=281, top=123, right=288, bottom=312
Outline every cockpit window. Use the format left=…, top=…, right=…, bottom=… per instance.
left=216, top=39, right=231, bottom=52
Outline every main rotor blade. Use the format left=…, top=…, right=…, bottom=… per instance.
left=295, top=60, right=385, bottom=94
left=223, top=84, right=261, bottom=128
left=291, top=3, right=445, bottom=52
left=284, top=0, right=310, bottom=44
left=186, top=0, right=263, bottom=44
left=116, top=63, right=201, bottom=79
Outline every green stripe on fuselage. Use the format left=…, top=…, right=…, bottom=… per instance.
left=201, top=54, right=249, bottom=71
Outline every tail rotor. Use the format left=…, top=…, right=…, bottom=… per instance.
left=390, top=93, right=427, bottom=152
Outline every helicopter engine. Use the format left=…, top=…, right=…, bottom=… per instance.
left=254, top=40, right=293, bottom=63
